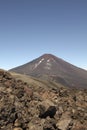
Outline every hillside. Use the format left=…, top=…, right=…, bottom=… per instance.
left=0, top=69, right=87, bottom=130
left=10, top=54, right=87, bottom=89
left=10, top=72, right=68, bottom=90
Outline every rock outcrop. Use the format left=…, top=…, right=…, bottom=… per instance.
left=0, top=69, right=87, bottom=130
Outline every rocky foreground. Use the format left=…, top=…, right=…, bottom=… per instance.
left=0, top=70, right=87, bottom=130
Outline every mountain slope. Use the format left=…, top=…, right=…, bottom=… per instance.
left=0, top=69, right=87, bottom=130
left=10, top=54, right=87, bottom=88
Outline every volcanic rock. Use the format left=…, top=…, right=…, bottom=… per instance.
left=0, top=69, right=87, bottom=130
left=10, top=54, right=87, bottom=89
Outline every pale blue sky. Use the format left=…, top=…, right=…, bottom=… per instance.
left=0, top=0, right=87, bottom=70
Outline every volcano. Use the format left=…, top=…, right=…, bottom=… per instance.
left=10, top=54, right=87, bottom=88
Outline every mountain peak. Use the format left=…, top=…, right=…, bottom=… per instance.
left=41, top=53, right=57, bottom=59
left=41, top=53, right=55, bottom=58
left=40, top=54, right=59, bottom=63
left=10, top=54, right=87, bottom=89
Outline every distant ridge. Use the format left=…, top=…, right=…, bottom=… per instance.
left=10, top=53, right=87, bottom=89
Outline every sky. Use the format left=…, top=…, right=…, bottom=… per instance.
left=0, top=0, right=87, bottom=70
